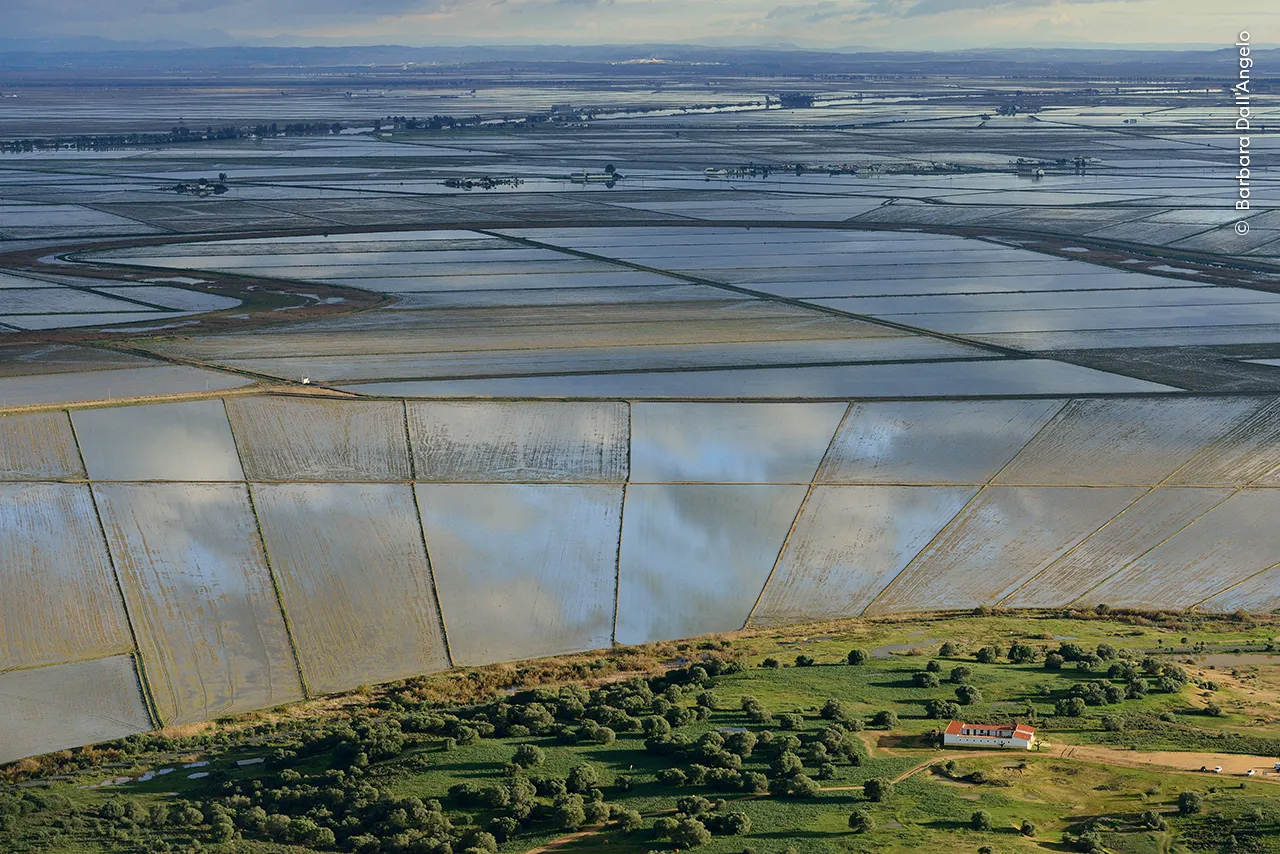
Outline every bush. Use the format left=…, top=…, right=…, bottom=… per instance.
left=955, top=685, right=983, bottom=705
left=925, top=659, right=942, bottom=673
left=847, top=649, right=869, bottom=665
left=1205, top=702, right=1223, bottom=717
left=1178, top=791, right=1204, bottom=815
left=553, top=794, right=586, bottom=829
left=714, top=810, right=750, bottom=835
left=778, top=713, right=803, bottom=730
left=795, top=654, right=816, bottom=667
left=863, top=778, right=893, bottom=802
left=1139, top=809, right=1167, bottom=830
left=566, top=764, right=599, bottom=794
left=761, top=657, right=780, bottom=669
left=1020, top=819, right=1036, bottom=836
left=1009, top=643, right=1037, bottom=663
left=583, top=800, right=610, bottom=824
left=512, top=744, right=544, bottom=768
left=1055, top=696, right=1087, bottom=717
left=871, top=710, right=898, bottom=728
left=913, top=671, right=941, bottom=688
left=848, top=809, right=874, bottom=833
left=939, top=642, right=959, bottom=657
left=926, top=699, right=960, bottom=720
left=614, top=807, right=642, bottom=832
left=656, top=767, right=688, bottom=786
left=971, top=810, right=993, bottom=831
left=820, top=699, right=847, bottom=721
left=670, top=816, right=712, bottom=848
left=676, top=795, right=713, bottom=816
left=1044, top=653, right=1065, bottom=670
left=790, top=774, right=821, bottom=798
left=949, top=665, right=972, bottom=684
left=975, top=646, right=1002, bottom=664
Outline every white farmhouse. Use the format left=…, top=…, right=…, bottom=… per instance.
left=943, top=720, right=1036, bottom=750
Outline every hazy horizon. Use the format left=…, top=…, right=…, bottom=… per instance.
left=3, top=0, right=1274, bottom=54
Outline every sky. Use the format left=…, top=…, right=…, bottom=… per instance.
left=3, top=0, right=1276, bottom=50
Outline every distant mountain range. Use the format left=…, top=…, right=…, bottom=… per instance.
left=0, top=40, right=1264, bottom=78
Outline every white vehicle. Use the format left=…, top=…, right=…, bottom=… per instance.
left=1246, top=769, right=1256, bottom=776
left=1213, top=766, right=1223, bottom=774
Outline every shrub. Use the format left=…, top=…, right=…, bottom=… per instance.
left=566, top=764, right=599, bottom=794
left=1205, top=702, right=1223, bottom=717
left=971, top=810, right=992, bottom=831
left=795, top=654, right=816, bottom=667
left=863, top=778, right=893, bottom=802
left=926, top=699, right=960, bottom=720
left=615, top=807, right=642, bottom=831
left=512, top=744, right=543, bottom=768
left=715, top=811, right=750, bottom=835
left=1044, top=653, right=1065, bottom=670
left=583, top=800, right=610, bottom=824
left=790, top=774, right=821, bottom=798
left=778, top=713, right=803, bottom=730
left=939, top=642, right=958, bottom=657
left=670, top=817, right=712, bottom=848
left=1179, top=791, right=1204, bottom=815
left=871, top=710, right=898, bottom=728
left=914, top=671, right=941, bottom=688
left=1055, top=696, right=1087, bottom=717
left=848, top=809, right=874, bottom=833
left=847, top=649, right=869, bottom=665
left=820, top=699, right=847, bottom=721
left=553, top=794, right=586, bottom=829
left=949, top=666, right=972, bottom=684
left=925, top=659, right=942, bottom=673
left=955, top=685, right=983, bottom=705
left=975, top=646, right=1002, bottom=664
left=656, top=767, right=687, bottom=786
left=761, top=657, right=780, bottom=669
left=1009, top=643, right=1037, bottom=663
left=676, top=795, right=713, bottom=816
left=1139, top=809, right=1167, bottom=830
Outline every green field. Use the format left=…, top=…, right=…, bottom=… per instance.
left=4, top=610, right=1280, bottom=854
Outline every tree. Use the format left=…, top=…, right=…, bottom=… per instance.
left=863, top=778, right=893, bottom=802
left=1139, top=809, right=1167, bottom=830
left=1044, top=652, right=1065, bottom=670
left=676, top=795, right=713, bottom=816
left=583, top=800, right=610, bottom=824
left=566, top=764, right=599, bottom=794
left=717, top=811, right=750, bottom=835
left=848, top=809, right=875, bottom=833
left=1179, top=791, right=1205, bottom=815
left=847, top=649, right=869, bottom=665
left=1056, top=696, right=1087, bottom=717
left=950, top=666, right=972, bottom=684
left=955, top=685, right=983, bottom=705
left=926, top=699, right=961, bottom=720
left=614, top=808, right=642, bottom=832
left=790, top=774, right=821, bottom=797
left=914, top=671, right=941, bottom=688
left=821, top=698, right=847, bottom=720
left=1205, top=702, right=1223, bottom=717
left=513, top=744, right=544, bottom=767
left=553, top=794, right=586, bottom=829
left=1020, top=820, right=1036, bottom=837
left=939, top=642, right=959, bottom=657
left=670, top=817, right=712, bottom=848
left=795, top=654, right=816, bottom=667
left=975, top=646, right=1002, bottom=664
left=1008, top=643, right=1037, bottom=663
left=971, top=810, right=993, bottom=831
left=872, top=710, right=898, bottom=728
left=773, top=751, right=804, bottom=777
